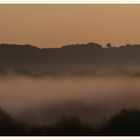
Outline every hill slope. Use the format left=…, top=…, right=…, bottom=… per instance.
left=0, top=43, right=140, bottom=76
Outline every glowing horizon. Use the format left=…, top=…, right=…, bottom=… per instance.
left=0, top=4, right=140, bottom=48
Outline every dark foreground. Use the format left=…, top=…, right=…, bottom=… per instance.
left=0, top=108, right=140, bottom=136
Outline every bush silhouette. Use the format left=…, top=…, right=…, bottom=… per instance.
left=0, top=108, right=95, bottom=136
left=40, top=116, right=95, bottom=136
left=0, top=108, right=28, bottom=135
left=106, top=43, right=112, bottom=48
left=1, top=107, right=140, bottom=136
left=101, top=109, right=140, bottom=135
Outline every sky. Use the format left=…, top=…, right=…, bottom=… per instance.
left=0, top=4, right=140, bottom=48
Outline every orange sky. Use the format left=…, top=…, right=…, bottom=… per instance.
left=0, top=4, right=140, bottom=48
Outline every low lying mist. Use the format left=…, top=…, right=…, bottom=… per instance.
left=0, top=75, right=140, bottom=128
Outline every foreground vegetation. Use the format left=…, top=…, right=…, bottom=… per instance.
left=0, top=108, right=140, bottom=136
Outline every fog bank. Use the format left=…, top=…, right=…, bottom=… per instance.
left=0, top=76, right=140, bottom=127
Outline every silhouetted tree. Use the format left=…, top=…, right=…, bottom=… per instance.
left=1, top=107, right=140, bottom=136
left=106, top=43, right=112, bottom=48
left=101, top=109, right=140, bottom=136
left=45, top=116, right=95, bottom=136
left=0, top=108, right=28, bottom=135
